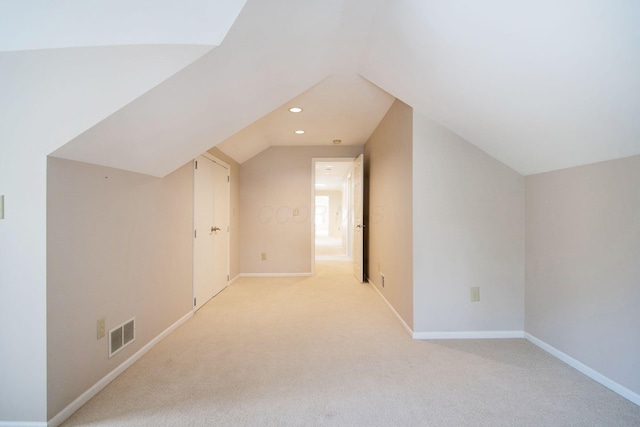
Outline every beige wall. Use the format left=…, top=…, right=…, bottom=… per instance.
left=316, top=190, right=342, bottom=238
left=208, top=147, right=241, bottom=280
left=364, top=99, right=414, bottom=328
left=47, top=158, right=194, bottom=418
left=525, top=155, right=640, bottom=396
left=240, top=145, right=362, bottom=274
left=412, top=112, right=525, bottom=333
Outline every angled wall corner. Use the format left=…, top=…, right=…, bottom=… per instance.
left=46, top=157, right=194, bottom=419
left=364, top=99, right=414, bottom=330
left=412, top=111, right=525, bottom=334
left=525, top=155, right=640, bottom=398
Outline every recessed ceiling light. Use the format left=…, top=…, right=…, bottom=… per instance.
left=295, top=130, right=305, bottom=134
left=288, top=107, right=303, bottom=113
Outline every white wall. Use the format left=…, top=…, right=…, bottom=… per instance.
left=525, top=155, right=640, bottom=397
left=0, top=150, right=47, bottom=423
left=47, top=158, right=194, bottom=418
left=316, top=190, right=342, bottom=238
left=341, top=178, right=351, bottom=254
left=364, top=99, right=414, bottom=328
left=240, top=145, right=362, bottom=275
left=412, top=111, right=525, bottom=334
left=0, top=46, right=209, bottom=423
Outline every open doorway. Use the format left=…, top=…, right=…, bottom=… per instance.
left=313, top=159, right=353, bottom=261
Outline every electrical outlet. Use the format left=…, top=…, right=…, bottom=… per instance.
left=97, top=317, right=106, bottom=340
left=470, top=287, right=480, bottom=302
left=380, top=273, right=385, bottom=288
left=261, top=252, right=267, bottom=261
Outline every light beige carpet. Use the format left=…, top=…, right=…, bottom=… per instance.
left=315, top=236, right=347, bottom=257
left=62, top=261, right=640, bottom=426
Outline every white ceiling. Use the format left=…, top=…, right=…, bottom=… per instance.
left=316, top=161, right=353, bottom=192
left=0, top=0, right=246, bottom=51
left=216, top=74, right=395, bottom=163
left=4, top=0, right=640, bottom=176
left=49, top=0, right=348, bottom=176
left=359, top=0, right=640, bottom=175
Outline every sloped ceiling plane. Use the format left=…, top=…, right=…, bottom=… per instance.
left=3, top=0, right=639, bottom=177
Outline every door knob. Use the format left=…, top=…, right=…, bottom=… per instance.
left=211, top=226, right=221, bottom=232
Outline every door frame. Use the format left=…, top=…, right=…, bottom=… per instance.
left=311, top=157, right=356, bottom=276
left=192, top=152, right=231, bottom=311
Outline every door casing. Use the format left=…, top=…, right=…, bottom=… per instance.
left=311, top=156, right=363, bottom=280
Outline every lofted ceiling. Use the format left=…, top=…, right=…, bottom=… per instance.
left=0, top=0, right=247, bottom=51
left=216, top=74, right=395, bottom=163
left=3, top=0, right=640, bottom=176
left=359, top=0, right=640, bottom=175
left=316, top=161, right=354, bottom=192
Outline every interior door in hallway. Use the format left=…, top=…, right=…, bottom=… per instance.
left=353, top=154, right=364, bottom=283
left=193, top=155, right=229, bottom=311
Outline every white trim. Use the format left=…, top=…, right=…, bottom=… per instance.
left=525, top=333, right=640, bottom=407
left=311, top=156, right=357, bottom=277
left=354, top=285, right=639, bottom=407
left=367, top=279, right=413, bottom=337
left=228, top=273, right=241, bottom=285
left=200, top=151, right=230, bottom=169
left=193, top=154, right=232, bottom=312
left=368, top=278, right=524, bottom=341
left=311, top=159, right=316, bottom=276
left=191, top=158, right=197, bottom=311
left=0, top=422, right=46, bottom=427
left=202, top=153, right=232, bottom=291
left=239, top=272, right=313, bottom=278
left=413, top=330, right=525, bottom=339
left=315, top=255, right=351, bottom=261
left=48, top=311, right=193, bottom=427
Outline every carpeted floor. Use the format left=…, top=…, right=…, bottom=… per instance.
left=62, top=261, right=640, bottom=426
left=315, top=236, right=347, bottom=257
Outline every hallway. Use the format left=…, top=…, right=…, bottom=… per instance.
left=62, top=261, right=640, bottom=426
left=315, top=236, right=348, bottom=258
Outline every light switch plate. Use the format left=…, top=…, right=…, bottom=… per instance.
left=470, top=287, right=480, bottom=302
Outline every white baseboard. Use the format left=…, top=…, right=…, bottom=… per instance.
left=363, top=292, right=639, bottom=407
left=367, top=279, right=523, bottom=341
left=315, top=255, right=351, bottom=261
left=48, top=311, right=194, bottom=427
left=229, top=274, right=241, bottom=285
left=367, top=279, right=413, bottom=337
left=413, top=330, right=525, bottom=339
left=525, top=333, right=640, bottom=407
left=239, top=272, right=313, bottom=277
left=0, top=422, right=47, bottom=426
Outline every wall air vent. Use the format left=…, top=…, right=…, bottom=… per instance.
left=109, top=318, right=136, bottom=358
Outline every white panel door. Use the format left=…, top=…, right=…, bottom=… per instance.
left=353, top=154, right=364, bottom=283
left=193, top=155, right=229, bottom=311
left=211, top=158, right=229, bottom=298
